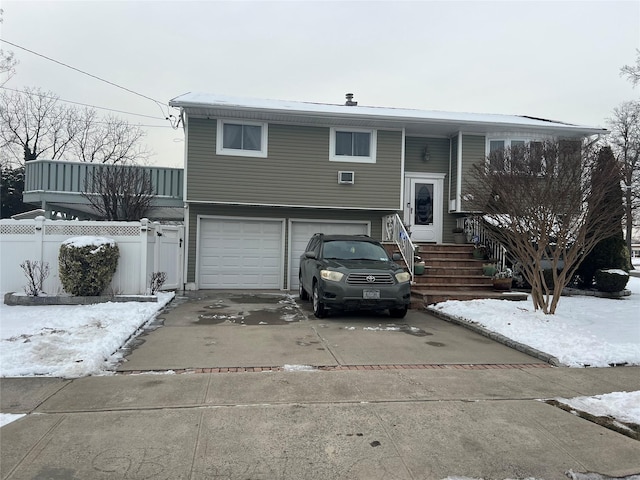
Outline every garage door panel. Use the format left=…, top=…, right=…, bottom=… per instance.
left=199, top=218, right=283, bottom=289
left=289, top=221, right=369, bottom=290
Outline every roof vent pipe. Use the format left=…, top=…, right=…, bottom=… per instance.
left=345, top=93, right=358, bottom=106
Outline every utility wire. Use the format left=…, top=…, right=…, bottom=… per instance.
left=0, top=38, right=171, bottom=119
left=0, top=86, right=166, bottom=121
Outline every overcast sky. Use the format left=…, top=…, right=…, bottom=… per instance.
left=2, top=0, right=639, bottom=167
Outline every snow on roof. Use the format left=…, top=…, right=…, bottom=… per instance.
left=169, top=92, right=606, bottom=134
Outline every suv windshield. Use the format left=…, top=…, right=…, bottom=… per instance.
left=322, top=240, right=390, bottom=261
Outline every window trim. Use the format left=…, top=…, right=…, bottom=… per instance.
left=329, top=127, right=377, bottom=163
left=216, top=119, right=268, bottom=158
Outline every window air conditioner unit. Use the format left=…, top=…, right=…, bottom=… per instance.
left=338, top=171, right=355, bottom=184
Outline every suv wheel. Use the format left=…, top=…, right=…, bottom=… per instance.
left=299, top=276, right=309, bottom=301
left=389, top=306, right=408, bottom=319
left=312, top=282, right=327, bottom=318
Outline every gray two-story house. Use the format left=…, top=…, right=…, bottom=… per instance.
left=169, top=93, right=604, bottom=291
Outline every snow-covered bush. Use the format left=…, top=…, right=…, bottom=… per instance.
left=594, top=269, right=629, bottom=293
left=58, top=237, right=119, bottom=296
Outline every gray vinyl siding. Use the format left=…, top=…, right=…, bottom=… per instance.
left=186, top=203, right=390, bottom=284
left=460, top=135, right=486, bottom=212
left=404, top=136, right=450, bottom=174
left=186, top=118, right=402, bottom=209
left=404, top=136, right=459, bottom=242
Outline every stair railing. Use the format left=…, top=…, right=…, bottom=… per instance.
left=458, top=216, right=507, bottom=270
left=383, top=214, right=416, bottom=281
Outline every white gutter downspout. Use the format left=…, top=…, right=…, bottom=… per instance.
left=182, top=112, right=191, bottom=291
left=456, top=132, right=463, bottom=212
left=400, top=128, right=406, bottom=212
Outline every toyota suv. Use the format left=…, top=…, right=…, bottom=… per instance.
left=298, top=234, right=411, bottom=318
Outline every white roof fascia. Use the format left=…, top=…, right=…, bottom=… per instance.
left=169, top=93, right=607, bottom=137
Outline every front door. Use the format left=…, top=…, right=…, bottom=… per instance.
left=404, top=174, right=445, bottom=243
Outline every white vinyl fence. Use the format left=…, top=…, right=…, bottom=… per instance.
left=0, top=217, right=183, bottom=295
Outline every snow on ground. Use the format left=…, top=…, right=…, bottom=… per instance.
left=427, top=276, right=640, bottom=368
left=0, top=292, right=173, bottom=378
left=0, top=413, right=25, bottom=428
left=554, top=390, right=640, bottom=425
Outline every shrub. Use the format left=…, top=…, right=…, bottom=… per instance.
left=20, top=260, right=50, bottom=296
left=576, top=235, right=629, bottom=288
left=594, top=269, right=629, bottom=293
left=59, top=237, right=119, bottom=296
left=149, top=271, right=167, bottom=294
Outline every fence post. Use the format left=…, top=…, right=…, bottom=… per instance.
left=35, top=216, right=46, bottom=264
left=140, top=218, right=149, bottom=295
left=154, top=222, right=162, bottom=282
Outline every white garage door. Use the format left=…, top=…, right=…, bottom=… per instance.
left=289, top=220, right=369, bottom=290
left=199, top=218, right=284, bottom=289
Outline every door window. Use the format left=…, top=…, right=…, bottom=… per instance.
left=414, top=183, right=434, bottom=225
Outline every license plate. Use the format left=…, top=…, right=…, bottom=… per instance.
left=363, top=289, right=380, bottom=299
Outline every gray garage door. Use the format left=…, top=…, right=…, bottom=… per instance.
left=199, top=218, right=284, bottom=289
left=289, top=220, right=369, bottom=290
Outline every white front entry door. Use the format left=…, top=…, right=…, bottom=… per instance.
left=404, top=174, right=445, bottom=243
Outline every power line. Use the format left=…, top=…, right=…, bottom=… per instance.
left=0, top=86, right=166, bottom=121
left=0, top=38, right=171, bottom=119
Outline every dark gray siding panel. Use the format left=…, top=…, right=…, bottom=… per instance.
left=186, top=118, right=402, bottom=209
left=460, top=135, right=486, bottom=212
left=186, top=204, right=390, bottom=284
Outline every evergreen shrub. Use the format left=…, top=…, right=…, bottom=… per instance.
left=59, top=237, right=119, bottom=296
left=594, top=269, right=629, bottom=293
left=576, top=236, right=629, bottom=288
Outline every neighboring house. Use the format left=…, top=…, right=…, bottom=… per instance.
left=168, top=93, right=605, bottom=291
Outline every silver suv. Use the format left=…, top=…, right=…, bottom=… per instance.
left=298, top=234, right=411, bottom=318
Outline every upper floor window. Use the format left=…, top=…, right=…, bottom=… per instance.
left=488, top=138, right=546, bottom=174
left=330, top=127, right=377, bottom=163
left=216, top=120, right=268, bottom=158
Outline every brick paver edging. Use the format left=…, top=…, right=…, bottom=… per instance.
left=117, top=363, right=552, bottom=375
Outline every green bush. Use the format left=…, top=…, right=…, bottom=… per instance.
left=58, top=237, right=119, bottom=296
left=594, top=269, right=629, bottom=293
left=576, top=236, right=629, bottom=288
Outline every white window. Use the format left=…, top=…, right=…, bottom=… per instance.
left=329, top=127, right=377, bottom=163
left=216, top=120, right=268, bottom=158
left=487, top=138, right=545, bottom=173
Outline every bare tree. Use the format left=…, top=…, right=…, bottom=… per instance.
left=73, top=108, right=150, bottom=164
left=465, top=140, right=623, bottom=314
left=0, top=87, right=78, bottom=165
left=621, top=49, right=640, bottom=87
left=607, top=100, right=640, bottom=262
left=0, top=10, right=18, bottom=86
left=82, top=163, right=154, bottom=220
left=0, top=88, right=150, bottom=166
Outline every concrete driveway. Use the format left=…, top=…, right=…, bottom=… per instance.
left=116, top=290, right=542, bottom=372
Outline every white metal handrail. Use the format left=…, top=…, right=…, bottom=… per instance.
left=383, top=213, right=416, bottom=280
left=458, top=216, right=507, bottom=270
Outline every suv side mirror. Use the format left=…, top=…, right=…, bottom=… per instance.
left=392, top=253, right=402, bottom=261
left=304, top=251, right=317, bottom=259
